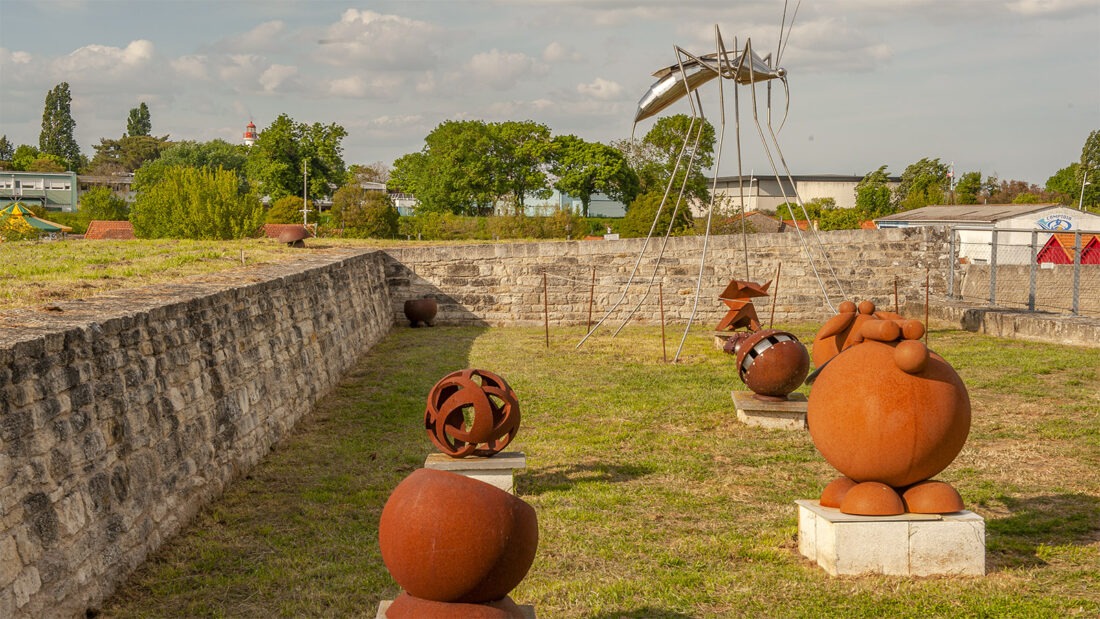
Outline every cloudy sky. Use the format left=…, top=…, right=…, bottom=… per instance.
left=1, top=0, right=1097, bottom=185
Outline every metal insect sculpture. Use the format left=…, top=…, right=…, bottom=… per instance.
left=578, top=0, right=847, bottom=360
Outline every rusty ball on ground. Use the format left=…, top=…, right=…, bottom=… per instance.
left=277, top=226, right=311, bottom=247
left=425, top=369, right=520, bottom=458
left=902, top=480, right=965, bottom=514
left=808, top=340, right=971, bottom=488
left=840, top=481, right=906, bottom=516
left=734, top=329, right=810, bottom=400
left=379, top=469, right=538, bottom=605
left=404, top=297, right=439, bottom=327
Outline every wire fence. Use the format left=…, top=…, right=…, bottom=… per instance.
left=947, top=226, right=1100, bottom=317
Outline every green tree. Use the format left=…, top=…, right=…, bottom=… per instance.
left=0, top=135, right=13, bottom=163
left=550, top=135, right=639, bottom=217
left=77, top=186, right=129, bottom=226
left=130, top=165, right=264, bottom=239
left=90, top=135, right=170, bottom=174
left=134, top=140, right=249, bottom=191
left=26, top=156, right=66, bottom=172
left=331, top=184, right=399, bottom=237
left=854, top=165, right=895, bottom=218
left=489, top=120, right=554, bottom=214
left=954, top=171, right=983, bottom=205
left=618, top=190, right=694, bottom=238
left=390, top=120, right=497, bottom=215
left=625, top=114, right=716, bottom=206
left=896, top=158, right=948, bottom=211
left=265, top=195, right=318, bottom=224
left=246, top=114, right=347, bottom=202
left=1045, top=163, right=1078, bottom=204
left=11, top=145, right=40, bottom=171
left=39, top=82, right=82, bottom=171
left=126, top=102, right=152, bottom=137
left=347, top=161, right=390, bottom=184
left=1077, top=130, right=1099, bottom=211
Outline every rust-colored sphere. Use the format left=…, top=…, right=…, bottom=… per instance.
left=840, top=481, right=905, bottom=516
left=819, top=477, right=857, bottom=508
left=902, top=480, right=964, bottom=514
left=404, top=297, right=439, bottom=327
left=379, top=469, right=538, bottom=604
left=807, top=340, right=971, bottom=488
left=734, top=330, right=810, bottom=400
left=425, top=369, right=520, bottom=458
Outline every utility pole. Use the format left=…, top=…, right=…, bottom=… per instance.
left=1079, top=162, right=1091, bottom=211
left=302, top=159, right=311, bottom=226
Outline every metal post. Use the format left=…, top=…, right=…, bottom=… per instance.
left=659, top=281, right=667, bottom=363
left=1028, top=230, right=1038, bottom=311
left=587, top=266, right=595, bottom=332
left=543, top=273, right=550, bottom=348
left=989, top=229, right=998, bottom=306
left=1072, top=232, right=1082, bottom=315
left=948, top=227, right=955, bottom=299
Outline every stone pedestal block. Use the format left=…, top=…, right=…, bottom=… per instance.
left=377, top=600, right=537, bottom=618
left=796, top=500, right=985, bottom=576
left=732, top=391, right=807, bottom=430
left=423, top=452, right=526, bottom=494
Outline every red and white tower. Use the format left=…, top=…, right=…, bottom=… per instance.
left=243, top=121, right=257, bottom=147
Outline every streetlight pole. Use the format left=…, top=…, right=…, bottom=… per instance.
left=1078, top=162, right=1090, bottom=211
left=302, top=159, right=310, bottom=226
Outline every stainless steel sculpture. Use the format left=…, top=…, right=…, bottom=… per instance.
left=579, top=1, right=848, bottom=360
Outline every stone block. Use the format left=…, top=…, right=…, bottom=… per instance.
left=423, top=452, right=526, bottom=494
left=732, top=391, right=807, bottom=430
left=796, top=500, right=985, bottom=576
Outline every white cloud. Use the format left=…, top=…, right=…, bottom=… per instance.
left=54, top=40, right=154, bottom=75
left=317, top=9, right=440, bottom=69
left=258, top=64, right=298, bottom=93
left=485, top=99, right=556, bottom=116
left=0, top=49, right=34, bottom=65
left=328, top=74, right=405, bottom=99
left=171, top=55, right=208, bottom=80
left=1007, top=0, right=1096, bottom=16
left=220, top=20, right=287, bottom=53
left=543, top=41, right=582, bottom=63
left=780, top=17, right=893, bottom=73
left=465, top=49, right=546, bottom=90
left=577, top=78, right=622, bottom=100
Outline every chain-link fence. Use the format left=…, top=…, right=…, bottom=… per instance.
left=946, top=226, right=1100, bottom=317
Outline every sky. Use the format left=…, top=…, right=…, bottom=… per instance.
left=1, top=0, right=1098, bottom=185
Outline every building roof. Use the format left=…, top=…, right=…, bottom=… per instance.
left=1037, top=233, right=1100, bottom=265
left=711, top=173, right=902, bottom=183
left=84, top=220, right=135, bottom=240
left=875, top=203, right=1061, bottom=224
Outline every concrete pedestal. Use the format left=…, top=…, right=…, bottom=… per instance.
left=423, top=452, right=526, bottom=494
left=377, top=600, right=536, bottom=618
left=797, top=499, right=985, bottom=576
left=732, top=391, right=807, bottom=430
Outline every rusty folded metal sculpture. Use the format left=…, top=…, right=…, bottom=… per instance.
left=379, top=468, right=538, bottom=618
left=807, top=301, right=971, bottom=516
left=425, top=369, right=521, bottom=458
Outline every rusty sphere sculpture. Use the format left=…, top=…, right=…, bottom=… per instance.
left=425, top=369, right=521, bottom=458
left=404, top=297, right=438, bottom=327
left=733, top=329, right=810, bottom=400
left=378, top=468, right=538, bottom=610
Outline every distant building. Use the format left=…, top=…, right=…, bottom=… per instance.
left=875, top=204, right=1100, bottom=265
left=504, top=189, right=627, bottom=218
left=707, top=174, right=902, bottom=216
left=0, top=171, right=79, bottom=211
left=243, top=121, right=257, bottom=147
left=78, top=174, right=136, bottom=203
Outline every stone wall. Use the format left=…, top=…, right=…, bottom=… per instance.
left=0, top=250, right=392, bottom=618
left=382, top=227, right=951, bottom=328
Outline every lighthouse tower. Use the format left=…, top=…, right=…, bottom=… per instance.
left=243, top=121, right=257, bottom=147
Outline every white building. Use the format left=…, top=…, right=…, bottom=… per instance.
left=875, top=204, right=1100, bottom=264
left=706, top=173, right=902, bottom=216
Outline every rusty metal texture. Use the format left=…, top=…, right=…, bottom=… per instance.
left=404, top=297, right=438, bottom=328
left=733, top=329, right=810, bottom=400
left=425, top=369, right=520, bottom=458
left=378, top=468, right=539, bottom=605
left=716, top=279, right=772, bottom=332
left=808, top=305, right=971, bottom=515
left=277, top=226, right=310, bottom=247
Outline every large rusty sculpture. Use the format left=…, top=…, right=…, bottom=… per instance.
left=379, top=468, right=538, bottom=618
left=807, top=301, right=971, bottom=516
left=425, top=369, right=520, bottom=458
left=404, top=297, right=439, bottom=327
left=719, top=278, right=810, bottom=401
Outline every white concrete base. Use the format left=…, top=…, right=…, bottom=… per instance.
left=797, top=500, right=985, bottom=576
left=423, top=451, right=526, bottom=494
left=377, top=600, right=536, bottom=618
left=732, top=391, right=807, bottom=430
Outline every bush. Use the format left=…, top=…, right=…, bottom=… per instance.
left=266, top=195, right=318, bottom=224
left=618, top=191, right=694, bottom=238
left=130, top=166, right=264, bottom=239
left=78, top=187, right=129, bottom=232
left=396, top=210, right=585, bottom=241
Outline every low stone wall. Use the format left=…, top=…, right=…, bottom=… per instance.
left=382, top=227, right=952, bottom=328
left=0, top=250, right=391, bottom=618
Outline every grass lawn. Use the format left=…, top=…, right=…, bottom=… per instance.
left=101, top=324, right=1100, bottom=618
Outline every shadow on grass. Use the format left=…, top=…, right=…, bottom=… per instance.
left=584, top=609, right=697, bottom=619
left=986, top=493, right=1100, bottom=570
left=518, top=462, right=656, bottom=495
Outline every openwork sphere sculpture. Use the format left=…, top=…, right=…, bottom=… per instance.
left=425, top=369, right=520, bottom=458
left=379, top=468, right=538, bottom=617
left=732, top=329, right=810, bottom=401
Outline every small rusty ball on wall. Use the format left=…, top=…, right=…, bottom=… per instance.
left=378, top=468, right=538, bottom=606
left=425, top=368, right=521, bottom=458
left=404, top=297, right=438, bottom=327
left=733, top=329, right=810, bottom=400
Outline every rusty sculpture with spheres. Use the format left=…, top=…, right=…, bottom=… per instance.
left=379, top=468, right=538, bottom=618
left=425, top=369, right=520, bottom=458
left=807, top=301, right=971, bottom=516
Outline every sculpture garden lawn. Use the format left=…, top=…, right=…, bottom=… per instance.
left=102, top=325, right=1100, bottom=618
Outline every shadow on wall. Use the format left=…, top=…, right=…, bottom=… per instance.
left=985, top=493, right=1100, bottom=571
left=384, top=258, right=491, bottom=328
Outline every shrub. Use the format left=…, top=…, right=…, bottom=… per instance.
left=618, top=191, right=694, bottom=238
left=130, top=165, right=264, bottom=239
